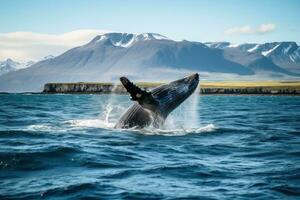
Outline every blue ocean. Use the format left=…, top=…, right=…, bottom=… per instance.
left=0, top=94, right=299, bottom=199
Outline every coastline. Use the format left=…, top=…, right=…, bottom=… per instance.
left=1, top=81, right=300, bottom=95
left=41, top=81, right=300, bottom=95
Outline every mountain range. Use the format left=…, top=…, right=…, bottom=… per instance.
left=0, top=32, right=299, bottom=92
left=0, top=55, right=56, bottom=76
left=0, top=59, right=35, bottom=76
left=205, top=41, right=300, bottom=74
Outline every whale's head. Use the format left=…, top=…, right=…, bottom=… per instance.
left=152, top=73, right=199, bottom=117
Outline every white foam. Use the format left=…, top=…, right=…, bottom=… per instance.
left=67, top=119, right=115, bottom=129
left=26, top=124, right=52, bottom=131
left=136, top=123, right=216, bottom=136
left=25, top=119, right=216, bottom=136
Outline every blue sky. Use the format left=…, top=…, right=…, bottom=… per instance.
left=0, top=0, right=299, bottom=61
left=1, top=0, right=299, bottom=42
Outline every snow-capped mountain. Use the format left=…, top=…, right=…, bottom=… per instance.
left=0, top=56, right=54, bottom=76
left=0, top=59, right=18, bottom=76
left=0, top=59, right=35, bottom=76
left=0, top=32, right=299, bottom=92
left=207, top=42, right=300, bottom=73
left=254, top=42, right=300, bottom=73
left=91, top=33, right=170, bottom=48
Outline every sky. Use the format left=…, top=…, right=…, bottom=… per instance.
left=0, top=0, right=299, bottom=61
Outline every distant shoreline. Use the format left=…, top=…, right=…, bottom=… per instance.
left=42, top=81, right=300, bottom=95
left=1, top=81, right=300, bottom=95
left=1, top=93, right=300, bottom=96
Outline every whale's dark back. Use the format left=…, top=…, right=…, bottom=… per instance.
left=114, top=74, right=199, bottom=129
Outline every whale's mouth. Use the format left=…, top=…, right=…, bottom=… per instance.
left=168, top=73, right=199, bottom=92
left=186, top=73, right=199, bottom=83
left=186, top=73, right=199, bottom=90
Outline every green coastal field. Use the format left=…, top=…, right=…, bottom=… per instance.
left=136, top=81, right=300, bottom=89
left=200, top=81, right=300, bottom=89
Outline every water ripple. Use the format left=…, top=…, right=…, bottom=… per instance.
left=0, top=94, right=299, bottom=199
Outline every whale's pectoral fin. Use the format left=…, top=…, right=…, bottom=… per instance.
left=120, top=77, right=159, bottom=112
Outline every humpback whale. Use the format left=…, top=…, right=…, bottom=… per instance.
left=115, top=73, right=199, bottom=129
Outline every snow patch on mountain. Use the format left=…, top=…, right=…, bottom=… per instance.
left=204, top=42, right=230, bottom=49
left=42, top=55, right=55, bottom=61
left=262, top=44, right=281, bottom=56
left=247, top=44, right=259, bottom=53
left=91, top=32, right=170, bottom=48
left=284, top=44, right=293, bottom=54
left=228, top=43, right=240, bottom=48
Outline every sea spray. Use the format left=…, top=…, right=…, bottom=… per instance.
left=184, top=85, right=200, bottom=129
left=164, top=83, right=200, bottom=130
left=68, top=81, right=210, bottom=135
left=99, top=82, right=125, bottom=126
left=67, top=83, right=125, bottom=129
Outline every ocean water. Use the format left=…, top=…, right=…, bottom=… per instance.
left=0, top=94, right=299, bottom=199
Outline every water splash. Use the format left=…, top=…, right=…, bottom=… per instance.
left=184, top=85, right=200, bottom=129
left=98, top=82, right=125, bottom=125
left=67, top=85, right=215, bottom=136
left=63, top=82, right=209, bottom=136
left=164, top=84, right=200, bottom=130
left=26, top=93, right=214, bottom=136
left=103, top=104, right=114, bottom=124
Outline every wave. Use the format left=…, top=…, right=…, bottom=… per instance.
left=23, top=124, right=71, bottom=134
left=19, top=116, right=216, bottom=136
left=0, top=146, right=79, bottom=171
left=132, top=124, right=216, bottom=136
left=67, top=119, right=115, bottom=129
left=66, top=118, right=216, bottom=136
left=12, top=92, right=215, bottom=136
left=26, top=124, right=53, bottom=131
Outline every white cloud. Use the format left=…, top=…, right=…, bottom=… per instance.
left=0, top=29, right=110, bottom=62
left=225, top=23, right=276, bottom=35
left=224, top=26, right=254, bottom=35
left=257, top=24, right=276, bottom=34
